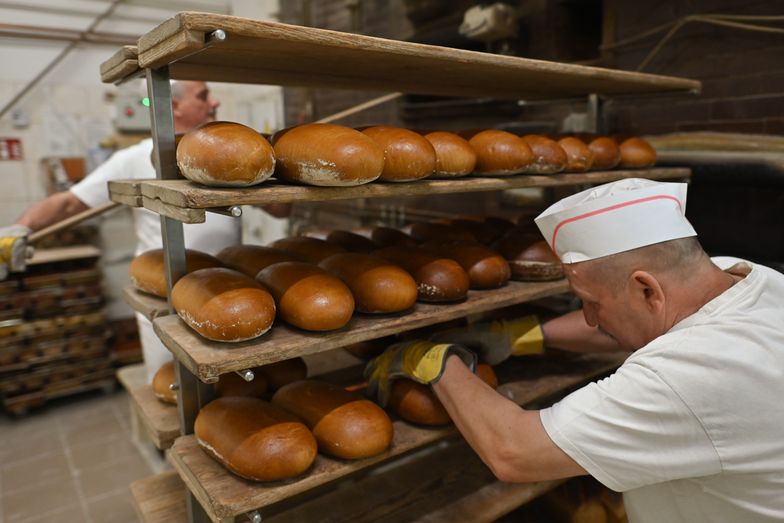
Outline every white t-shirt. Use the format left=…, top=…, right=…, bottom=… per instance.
left=541, top=257, right=784, bottom=523
left=70, top=138, right=240, bottom=255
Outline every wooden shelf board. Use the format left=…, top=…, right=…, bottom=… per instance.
left=169, top=352, right=624, bottom=521
left=116, top=168, right=691, bottom=224
left=132, top=13, right=699, bottom=100
left=128, top=384, right=181, bottom=449
left=122, top=287, right=171, bottom=322
left=100, top=45, right=140, bottom=84
left=154, top=279, right=571, bottom=383
left=131, top=471, right=187, bottom=523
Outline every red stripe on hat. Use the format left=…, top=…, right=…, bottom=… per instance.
left=551, top=195, right=683, bottom=253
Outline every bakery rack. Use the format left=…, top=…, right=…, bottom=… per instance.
left=102, top=11, right=698, bottom=523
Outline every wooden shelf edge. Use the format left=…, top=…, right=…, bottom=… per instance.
left=130, top=471, right=187, bottom=523
left=122, top=287, right=171, bottom=322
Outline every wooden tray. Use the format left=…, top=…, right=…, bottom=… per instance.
left=154, top=279, right=571, bottom=383
left=114, top=168, right=692, bottom=224
left=168, top=352, right=625, bottom=522
left=131, top=12, right=699, bottom=99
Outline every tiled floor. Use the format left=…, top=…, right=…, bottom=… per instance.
left=0, top=386, right=160, bottom=523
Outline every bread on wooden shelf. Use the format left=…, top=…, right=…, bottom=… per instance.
left=176, top=121, right=275, bottom=187
left=319, top=253, right=418, bottom=313
left=194, top=396, right=317, bottom=481
left=374, top=245, right=470, bottom=303
left=409, top=221, right=476, bottom=243
left=619, top=136, right=657, bottom=168
left=273, top=123, right=384, bottom=186
left=325, top=230, right=377, bottom=253
left=521, top=135, right=568, bottom=174
left=271, top=236, right=346, bottom=264
left=257, top=261, right=354, bottom=331
left=586, top=136, right=622, bottom=170
left=152, top=361, right=177, bottom=404
left=388, top=364, right=497, bottom=426
left=558, top=136, right=594, bottom=172
left=129, top=248, right=224, bottom=298
left=171, top=268, right=275, bottom=342
left=424, top=241, right=511, bottom=289
left=423, top=131, right=477, bottom=177
left=272, top=380, right=393, bottom=459
left=216, top=245, right=302, bottom=278
left=370, top=226, right=417, bottom=248
left=362, top=126, right=436, bottom=182
left=259, top=357, right=308, bottom=391
left=447, top=218, right=505, bottom=246
left=468, top=129, right=534, bottom=175
left=214, top=368, right=268, bottom=398
left=495, top=236, right=564, bottom=281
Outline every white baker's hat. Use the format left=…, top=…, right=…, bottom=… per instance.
left=534, top=178, right=697, bottom=263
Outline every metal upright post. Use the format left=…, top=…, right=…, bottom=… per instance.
left=586, top=93, right=604, bottom=135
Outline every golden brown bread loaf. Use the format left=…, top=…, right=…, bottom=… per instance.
left=619, top=137, right=657, bottom=168
left=215, top=245, right=302, bottom=278
left=129, top=249, right=223, bottom=298
left=370, top=226, right=417, bottom=248
left=319, top=253, right=418, bottom=313
left=409, top=222, right=476, bottom=243
left=587, top=136, right=621, bottom=170
left=497, top=237, right=563, bottom=281
left=361, top=126, right=436, bottom=182
left=468, top=130, right=534, bottom=175
left=374, top=245, right=470, bottom=302
left=425, top=242, right=511, bottom=289
left=152, top=361, right=177, bottom=404
left=273, top=123, right=384, bottom=186
left=423, top=131, right=477, bottom=177
left=214, top=369, right=269, bottom=398
left=171, top=268, right=276, bottom=342
left=521, top=135, right=568, bottom=174
left=176, top=121, right=275, bottom=187
left=257, top=261, right=354, bottom=331
left=260, top=358, right=308, bottom=391
left=271, top=236, right=347, bottom=264
left=272, top=380, right=393, bottom=459
left=558, top=137, right=594, bottom=172
left=388, top=364, right=497, bottom=426
left=326, top=230, right=377, bottom=253
left=194, top=397, right=317, bottom=481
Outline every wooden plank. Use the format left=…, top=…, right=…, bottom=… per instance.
left=656, top=150, right=784, bottom=171
left=131, top=471, right=187, bottom=523
left=135, top=13, right=699, bottom=100
left=117, top=363, right=147, bottom=390
left=128, top=383, right=181, bottom=449
left=142, top=195, right=205, bottom=223
left=99, top=45, right=140, bottom=84
left=154, top=279, right=571, bottom=383
left=110, top=193, right=143, bottom=208
left=123, top=286, right=170, bottom=322
left=26, top=245, right=101, bottom=266
left=133, top=168, right=691, bottom=220
left=168, top=352, right=624, bottom=521
left=108, top=179, right=144, bottom=196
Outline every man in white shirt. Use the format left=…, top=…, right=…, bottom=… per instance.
left=366, top=179, right=784, bottom=522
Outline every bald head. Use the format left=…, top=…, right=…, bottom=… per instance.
left=171, top=81, right=219, bottom=133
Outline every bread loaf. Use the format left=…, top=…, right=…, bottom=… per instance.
left=587, top=136, right=621, bottom=170
left=195, top=397, right=317, bottom=481
left=374, top=245, right=470, bottom=302
left=496, top=236, right=563, bottom=281
left=448, top=218, right=504, bottom=245
left=370, top=226, right=416, bottom=248
left=619, top=137, right=656, bottom=168
left=171, top=268, right=276, bottom=342
left=469, top=130, right=534, bottom=175
left=216, top=245, right=302, bottom=278
left=272, top=380, right=393, bottom=459
left=129, top=249, right=223, bottom=298
left=558, top=137, right=594, bottom=172
left=423, top=131, right=477, bottom=177
left=152, top=361, right=177, bottom=404
left=326, top=230, right=377, bottom=253
left=272, top=236, right=346, bottom=264
left=388, top=364, right=497, bottom=426
left=257, top=261, right=354, bottom=331
left=260, top=358, right=307, bottom=391
left=362, top=126, right=436, bottom=182
left=521, top=135, right=567, bottom=174
left=273, top=123, right=384, bottom=186
left=176, top=121, right=275, bottom=187
left=214, top=369, right=268, bottom=398
left=409, top=222, right=476, bottom=243
left=319, top=253, right=418, bottom=313
left=426, top=242, right=511, bottom=289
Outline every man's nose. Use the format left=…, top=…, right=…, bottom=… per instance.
left=210, top=96, right=220, bottom=108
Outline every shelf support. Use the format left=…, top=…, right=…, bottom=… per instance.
left=586, top=93, right=604, bottom=134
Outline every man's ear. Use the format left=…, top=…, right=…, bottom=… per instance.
left=629, top=270, right=665, bottom=313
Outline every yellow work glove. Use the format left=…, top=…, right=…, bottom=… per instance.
left=364, top=340, right=476, bottom=407
left=430, top=315, right=544, bottom=365
left=0, top=225, right=31, bottom=280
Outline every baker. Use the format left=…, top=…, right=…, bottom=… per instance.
left=366, top=178, right=784, bottom=522
left=0, top=80, right=287, bottom=381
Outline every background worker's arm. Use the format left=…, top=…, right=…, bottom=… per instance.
left=433, top=355, right=588, bottom=482
left=15, top=191, right=89, bottom=232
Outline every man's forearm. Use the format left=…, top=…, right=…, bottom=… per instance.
left=542, top=310, right=624, bottom=353
left=16, top=192, right=89, bottom=232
